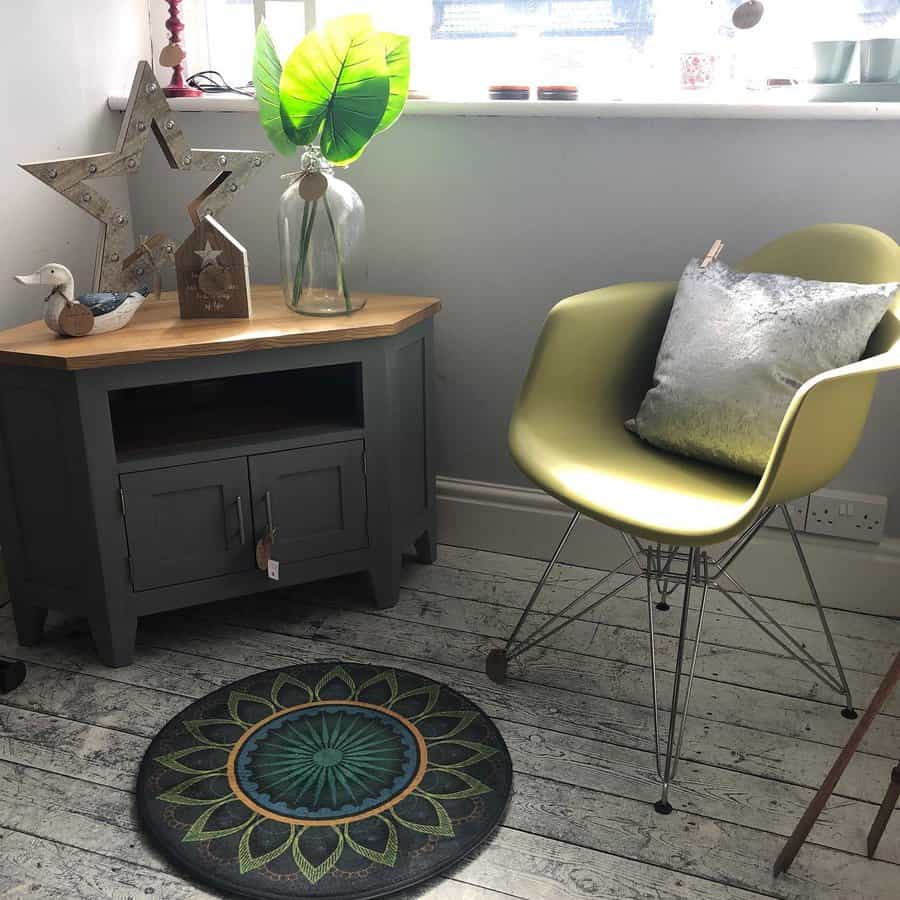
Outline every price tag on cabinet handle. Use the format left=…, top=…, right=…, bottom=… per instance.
left=256, top=525, right=276, bottom=571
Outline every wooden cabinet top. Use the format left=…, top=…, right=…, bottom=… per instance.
left=0, top=287, right=441, bottom=370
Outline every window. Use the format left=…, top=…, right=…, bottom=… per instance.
left=431, top=1, right=654, bottom=43
left=193, top=0, right=900, bottom=101
left=202, top=0, right=312, bottom=86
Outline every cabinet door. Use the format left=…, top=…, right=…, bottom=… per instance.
left=121, top=458, right=254, bottom=591
left=249, top=441, right=368, bottom=564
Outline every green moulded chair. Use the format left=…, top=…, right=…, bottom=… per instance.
left=487, top=224, right=900, bottom=814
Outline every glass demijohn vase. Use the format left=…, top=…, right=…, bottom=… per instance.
left=279, top=147, right=367, bottom=315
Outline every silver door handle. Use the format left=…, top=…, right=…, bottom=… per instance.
left=265, top=490, right=275, bottom=533
left=236, top=495, right=246, bottom=545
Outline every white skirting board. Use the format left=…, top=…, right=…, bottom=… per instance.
left=436, top=476, right=900, bottom=618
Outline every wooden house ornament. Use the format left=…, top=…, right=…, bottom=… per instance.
left=175, top=217, right=252, bottom=318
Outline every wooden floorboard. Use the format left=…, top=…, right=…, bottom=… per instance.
left=400, top=560, right=897, bottom=679
left=2, top=616, right=896, bottom=807
left=210, top=591, right=900, bottom=758
left=305, top=586, right=900, bottom=727
left=432, top=546, right=900, bottom=647
left=2, top=681, right=897, bottom=866
left=0, top=825, right=528, bottom=900
left=0, top=546, right=897, bottom=899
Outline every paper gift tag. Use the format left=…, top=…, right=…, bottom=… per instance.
left=58, top=301, right=94, bottom=337
left=298, top=172, right=328, bottom=202
left=267, top=559, right=280, bottom=581
left=159, top=43, right=186, bottom=67
left=256, top=526, right=276, bottom=571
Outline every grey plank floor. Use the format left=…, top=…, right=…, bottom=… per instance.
left=1, top=544, right=898, bottom=899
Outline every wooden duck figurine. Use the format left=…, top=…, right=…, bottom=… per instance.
left=14, top=264, right=150, bottom=337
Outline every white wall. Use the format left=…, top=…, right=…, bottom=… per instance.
left=127, top=110, right=900, bottom=535
left=0, top=0, right=150, bottom=330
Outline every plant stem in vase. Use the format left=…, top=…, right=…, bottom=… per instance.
left=292, top=198, right=315, bottom=308
left=322, top=194, right=352, bottom=313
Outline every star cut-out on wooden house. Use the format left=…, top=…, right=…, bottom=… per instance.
left=20, top=61, right=274, bottom=296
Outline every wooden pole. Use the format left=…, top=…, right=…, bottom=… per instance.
left=867, top=763, right=900, bottom=858
left=774, top=651, right=900, bottom=875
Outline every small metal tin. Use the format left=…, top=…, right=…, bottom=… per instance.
left=537, top=85, right=579, bottom=101
left=489, top=85, right=530, bottom=100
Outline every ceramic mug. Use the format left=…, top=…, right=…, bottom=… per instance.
left=860, top=38, right=900, bottom=83
left=811, top=40, right=856, bottom=83
left=681, top=52, right=716, bottom=90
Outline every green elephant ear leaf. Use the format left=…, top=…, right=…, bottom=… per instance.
left=280, top=104, right=318, bottom=147
left=253, top=22, right=295, bottom=156
left=375, top=33, right=410, bottom=134
left=280, top=14, right=390, bottom=165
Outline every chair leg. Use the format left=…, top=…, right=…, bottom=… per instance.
left=485, top=512, right=579, bottom=683
left=652, top=544, right=680, bottom=612
left=781, top=506, right=856, bottom=718
left=652, top=548, right=711, bottom=814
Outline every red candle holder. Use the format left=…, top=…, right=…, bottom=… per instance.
left=161, top=0, right=203, bottom=98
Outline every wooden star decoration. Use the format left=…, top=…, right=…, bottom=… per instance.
left=20, top=61, right=274, bottom=293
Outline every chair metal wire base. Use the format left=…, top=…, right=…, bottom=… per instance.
left=485, top=505, right=857, bottom=812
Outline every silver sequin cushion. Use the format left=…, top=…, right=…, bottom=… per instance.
left=630, top=259, right=898, bottom=476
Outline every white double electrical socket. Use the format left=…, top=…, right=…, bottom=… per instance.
left=766, top=490, right=887, bottom=544
left=805, top=489, right=888, bottom=544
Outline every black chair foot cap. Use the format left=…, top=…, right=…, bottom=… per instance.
left=0, top=660, right=26, bottom=694
left=485, top=649, right=508, bottom=684
left=656, top=601, right=671, bottom=612
left=841, top=707, right=858, bottom=720
left=654, top=800, right=673, bottom=815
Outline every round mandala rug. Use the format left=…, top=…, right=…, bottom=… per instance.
left=137, top=661, right=512, bottom=900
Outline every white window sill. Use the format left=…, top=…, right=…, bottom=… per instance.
left=107, top=93, right=900, bottom=121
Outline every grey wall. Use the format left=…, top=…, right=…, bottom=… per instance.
left=128, top=111, right=900, bottom=535
left=0, top=0, right=149, bottom=330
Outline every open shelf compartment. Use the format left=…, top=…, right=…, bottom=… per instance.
left=109, top=363, right=364, bottom=463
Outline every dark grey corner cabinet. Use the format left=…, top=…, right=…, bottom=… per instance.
left=0, top=288, right=440, bottom=666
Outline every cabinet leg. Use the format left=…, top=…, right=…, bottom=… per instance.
left=0, top=658, right=27, bottom=694
left=89, top=610, right=137, bottom=668
left=368, top=556, right=401, bottom=609
left=414, top=529, right=437, bottom=565
left=12, top=602, right=47, bottom=647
